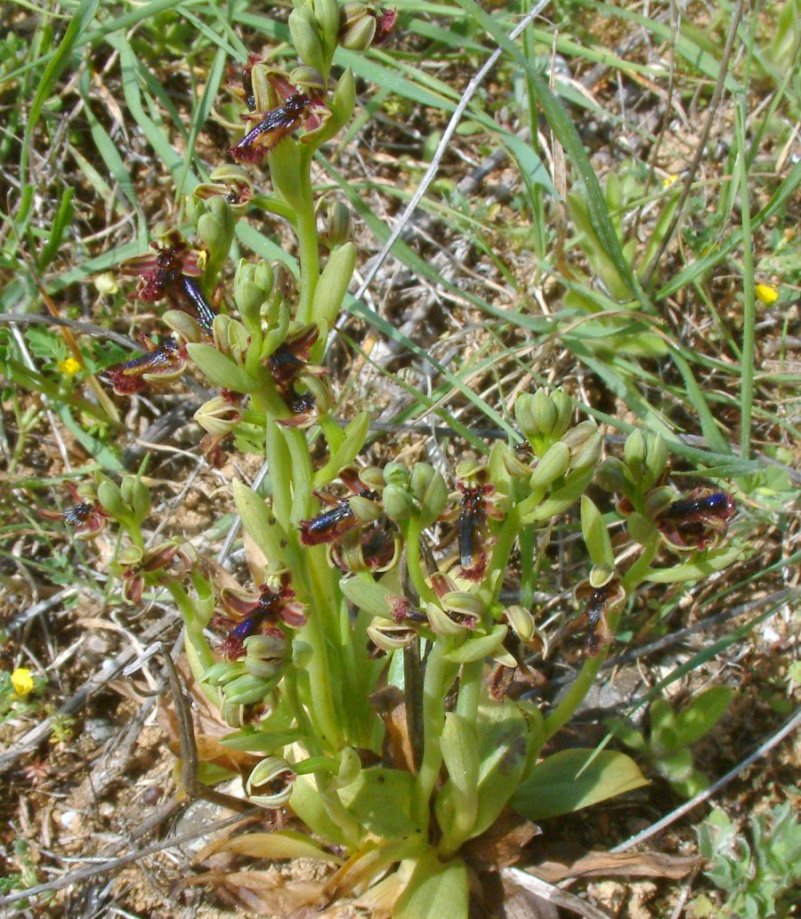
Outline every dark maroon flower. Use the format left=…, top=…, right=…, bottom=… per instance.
left=217, top=575, right=305, bottom=660
left=375, top=8, right=398, bottom=43
left=266, top=325, right=327, bottom=425
left=657, top=489, right=735, bottom=551
left=456, top=474, right=502, bottom=581
left=300, top=468, right=381, bottom=547
left=103, top=336, right=187, bottom=395
left=300, top=501, right=357, bottom=546
left=41, top=483, right=107, bottom=539
left=120, top=231, right=216, bottom=334
left=574, top=579, right=625, bottom=656
left=230, top=93, right=311, bottom=164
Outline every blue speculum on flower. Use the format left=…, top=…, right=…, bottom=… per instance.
left=104, top=337, right=187, bottom=395
left=657, top=489, right=735, bottom=550
left=120, top=232, right=216, bottom=334
left=230, top=93, right=311, bottom=163
left=41, top=483, right=106, bottom=538
left=218, top=577, right=305, bottom=660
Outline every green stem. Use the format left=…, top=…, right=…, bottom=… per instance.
left=163, top=577, right=219, bottom=706
left=414, top=640, right=454, bottom=832
left=405, top=517, right=438, bottom=605
left=544, top=542, right=660, bottom=741
left=294, top=154, right=319, bottom=325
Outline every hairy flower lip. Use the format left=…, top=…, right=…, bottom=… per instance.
left=40, top=483, right=106, bottom=537
left=103, top=336, right=187, bottom=395
left=656, top=488, right=735, bottom=551
left=120, top=232, right=216, bottom=334
left=217, top=577, right=305, bottom=660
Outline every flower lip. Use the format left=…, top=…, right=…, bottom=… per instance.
left=656, top=488, right=735, bottom=550
left=103, top=336, right=187, bottom=395
left=230, top=92, right=312, bottom=164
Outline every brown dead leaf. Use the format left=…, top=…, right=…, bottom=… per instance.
left=180, top=867, right=327, bottom=915
left=532, top=849, right=702, bottom=884
left=462, top=809, right=542, bottom=870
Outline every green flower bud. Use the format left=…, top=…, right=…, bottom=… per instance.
left=595, top=457, right=627, bottom=493
left=383, top=483, right=416, bottom=521
left=321, top=200, right=352, bottom=249
left=221, top=700, right=245, bottom=728
left=203, top=660, right=246, bottom=686
left=313, top=0, right=341, bottom=56
left=350, top=494, right=383, bottom=523
left=644, top=434, right=668, bottom=489
left=417, top=469, right=449, bottom=527
left=531, top=389, right=557, bottom=435
left=330, top=67, right=356, bottom=127
left=563, top=421, right=603, bottom=471
left=340, top=2, right=369, bottom=29
left=223, top=673, right=273, bottom=706
left=124, top=477, right=151, bottom=524
left=198, top=197, right=235, bottom=281
left=97, top=479, right=126, bottom=519
left=235, top=259, right=274, bottom=331
left=289, top=6, right=326, bottom=73
left=384, top=463, right=411, bottom=488
left=340, top=14, right=376, bottom=50
left=289, top=65, right=326, bottom=95
left=624, top=430, right=648, bottom=474
left=550, top=390, right=574, bottom=438
left=529, top=441, right=571, bottom=489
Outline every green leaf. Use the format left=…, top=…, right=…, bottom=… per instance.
left=312, top=242, right=357, bottom=327
left=340, top=576, right=392, bottom=618
left=643, top=546, right=742, bottom=583
left=673, top=686, right=732, bottom=747
left=232, top=480, right=287, bottom=565
left=581, top=495, right=614, bottom=570
left=186, top=343, right=257, bottom=393
left=394, top=852, right=469, bottom=919
left=340, top=767, right=420, bottom=840
left=313, top=412, right=370, bottom=488
left=470, top=701, right=532, bottom=838
left=444, top=625, right=508, bottom=663
left=511, top=748, right=648, bottom=820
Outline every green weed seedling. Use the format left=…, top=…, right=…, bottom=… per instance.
left=692, top=804, right=801, bottom=918
left=609, top=686, right=733, bottom=799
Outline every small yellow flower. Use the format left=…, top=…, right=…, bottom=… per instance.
left=58, top=357, right=81, bottom=376
left=755, top=283, right=779, bottom=305
left=11, top=668, right=34, bottom=698
left=662, top=174, right=679, bottom=189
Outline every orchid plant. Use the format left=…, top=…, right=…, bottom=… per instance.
left=78, top=2, right=741, bottom=913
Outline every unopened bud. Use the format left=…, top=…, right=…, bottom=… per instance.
left=529, top=441, right=570, bottom=489
left=382, top=483, right=415, bottom=521
left=246, top=757, right=295, bottom=807
left=289, top=7, right=326, bottom=73
left=340, top=14, right=376, bottom=49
